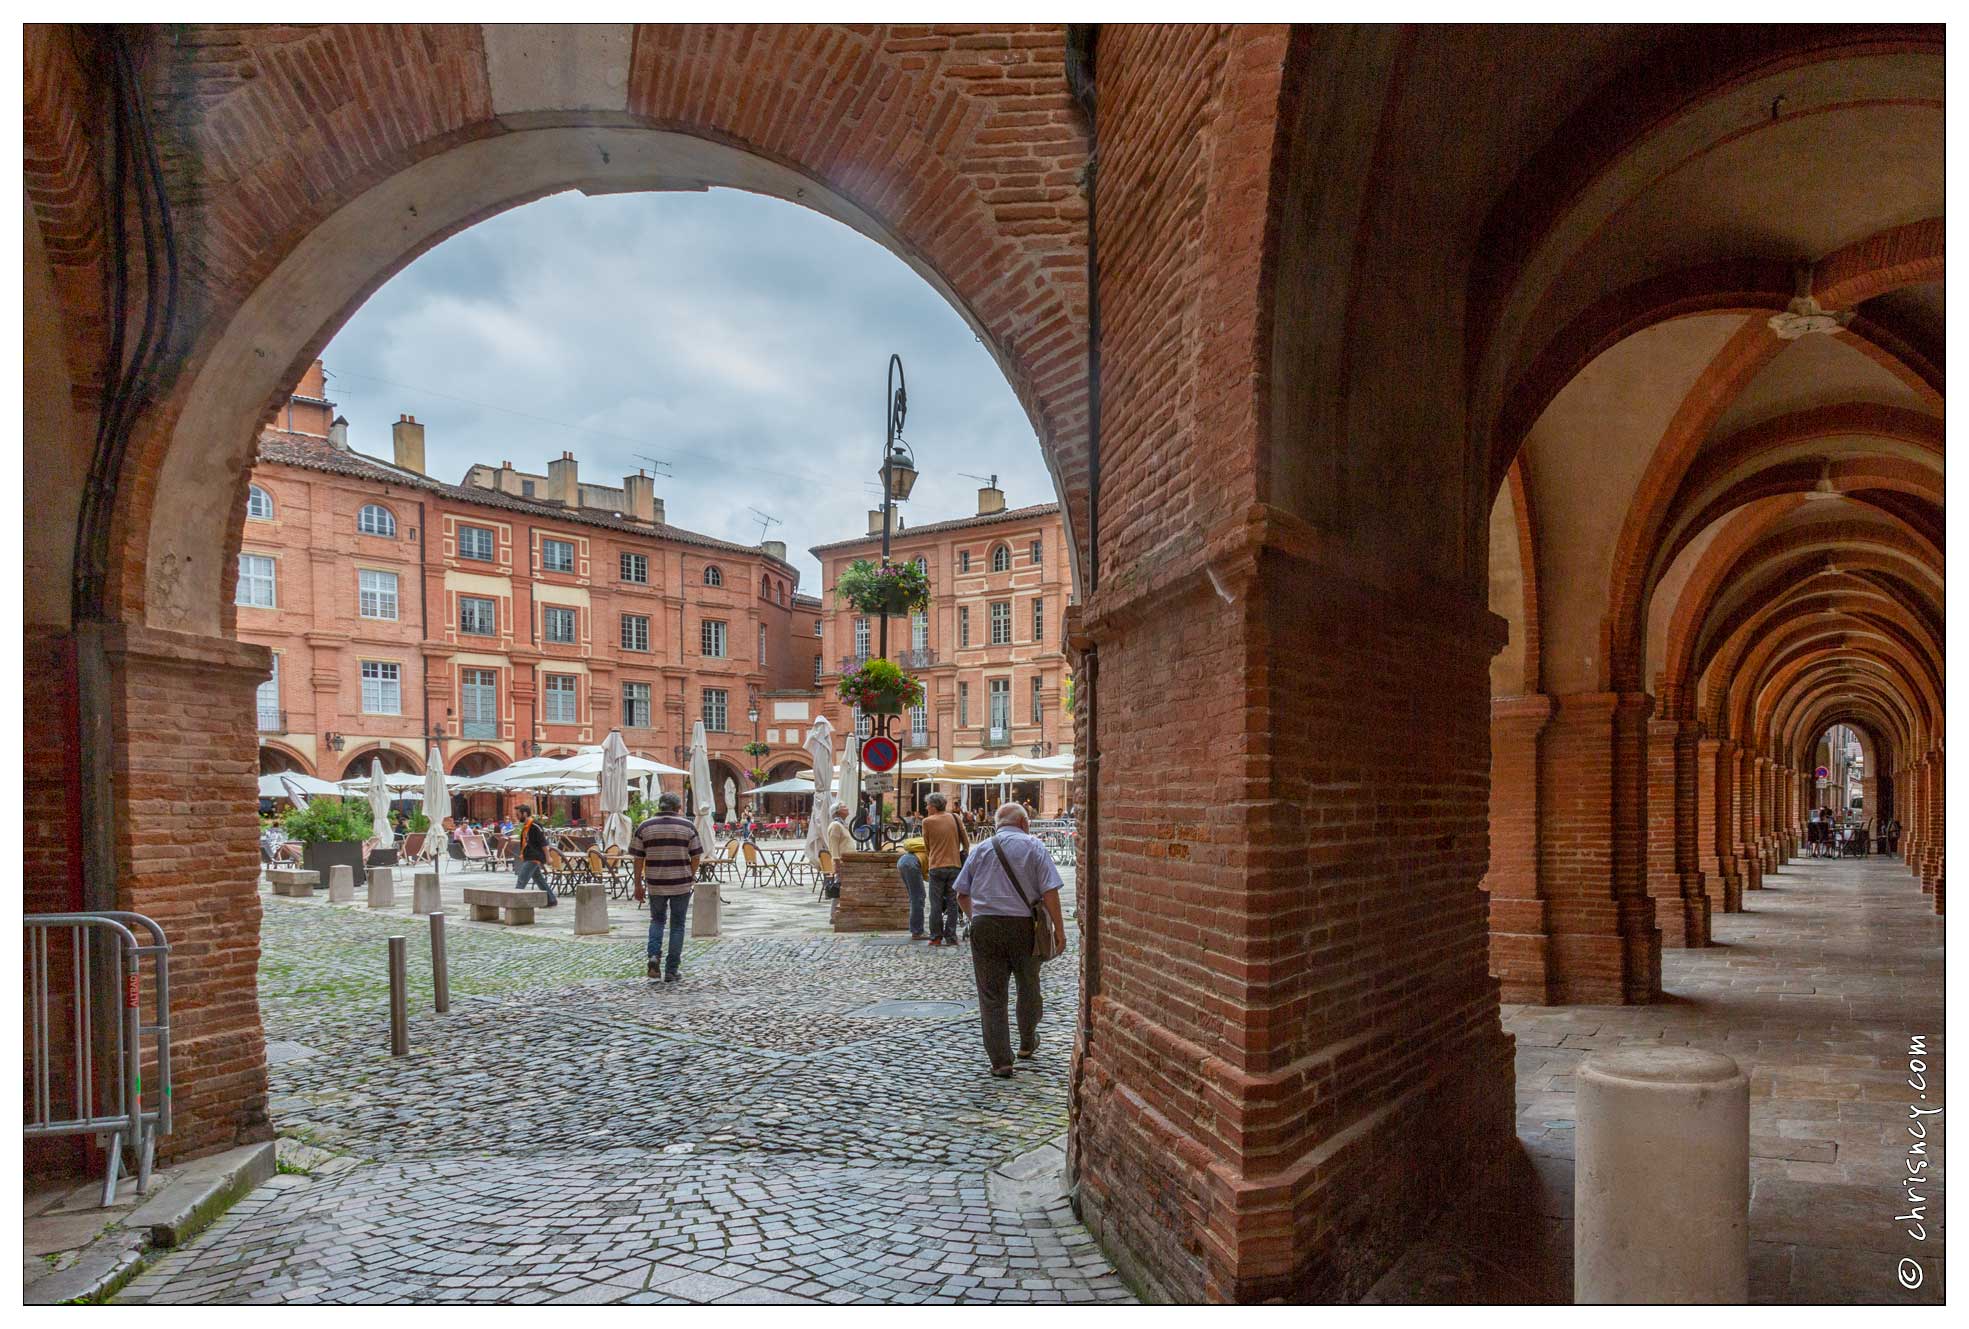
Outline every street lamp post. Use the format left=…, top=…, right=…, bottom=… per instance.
left=866, top=354, right=920, bottom=849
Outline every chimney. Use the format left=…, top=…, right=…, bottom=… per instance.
left=328, top=415, right=350, bottom=451
left=868, top=509, right=885, bottom=534
left=977, top=483, right=1005, bottom=516
left=547, top=451, right=579, bottom=505
left=761, top=539, right=786, bottom=562
left=622, top=471, right=657, bottom=523
left=391, top=413, right=425, bottom=473
left=498, top=461, right=523, bottom=496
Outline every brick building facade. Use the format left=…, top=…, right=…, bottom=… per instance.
left=812, top=485, right=1074, bottom=815
left=242, top=363, right=825, bottom=817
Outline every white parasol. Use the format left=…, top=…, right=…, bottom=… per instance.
left=837, top=730, right=862, bottom=833
left=260, top=772, right=343, bottom=801
left=367, top=757, right=395, bottom=851
left=600, top=730, right=632, bottom=852
left=804, top=715, right=835, bottom=867
left=690, top=720, right=718, bottom=858
left=424, top=743, right=448, bottom=819
left=753, top=774, right=816, bottom=796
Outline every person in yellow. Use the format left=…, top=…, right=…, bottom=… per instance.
left=898, top=830, right=929, bottom=940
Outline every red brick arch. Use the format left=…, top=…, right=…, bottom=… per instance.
left=66, top=24, right=1088, bottom=638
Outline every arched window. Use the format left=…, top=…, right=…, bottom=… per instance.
left=990, top=544, right=1011, bottom=573
left=358, top=504, right=397, bottom=537
left=913, top=555, right=928, bottom=577
left=704, top=565, right=723, bottom=587
left=246, top=485, right=274, bottom=520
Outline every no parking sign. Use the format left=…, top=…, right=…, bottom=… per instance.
left=861, top=735, right=900, bottom=773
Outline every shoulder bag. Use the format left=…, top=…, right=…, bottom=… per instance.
left=989, top=834, right=1062, bottom=963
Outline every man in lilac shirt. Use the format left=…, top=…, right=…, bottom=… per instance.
left=952, top=802, right=1068, bottom=1077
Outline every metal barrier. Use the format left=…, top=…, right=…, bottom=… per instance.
left=25, top=912, right=173, bottom=1205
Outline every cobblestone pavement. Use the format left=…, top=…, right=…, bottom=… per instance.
left=1372, top=853, right=1946, bottom=1304
left=120, top=869, right=1132, bottom=1305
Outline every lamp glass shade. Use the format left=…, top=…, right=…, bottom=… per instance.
left=885, top=450, right=919, bottom=501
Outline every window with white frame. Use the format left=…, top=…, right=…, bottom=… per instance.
left=358, top=504, right=396, bottom=537
left=543, top=673, right=578, bottom=723
left=1031, top=674, right=1043, bottom=724
left=812, top=654, right=823, bottom=685
left=911, top=610, right=928, bottom=652
left=855, top=711, right=873, bottom=739
left=958, top=605, right=970, bottom=647
left=958, top=681, right=970, bottom=728
left=458, top=525, right=494, bottom=561
left=1032, top=597, right=1045, bottom=642
left=358, top=569, right=399, bottom=620
left=459, top=595, right=497, bottom=637
left=701, top=619, right=728, bottom=657
left=702, top=687, right=728, bottom=732
left=853, top=616, right=869, bottom=659
left=544, top=605, right=577, bottom=644
left=913, top=555, right=928, bottom=577
left=813, top=617, right=823, bottom=636
left=459, top=668, right=498, bottom=738
left=958, top=550, right=971, bottom=573
left=256, top=654, right=280, bottom=731
left=622, top=681, right=652, bottom=729
left=991, top=544, right=1011, bottom=573
left=620, top=551, right=648, bottom=584
left=247, top=485, right=274, bottom=521
left=703, top=564, right=723, bottom=587
left=909, top=702, right=928, bottom=745
left=989, top=600, right=1011, bottom=645
left=236, top=553, right=276, bottom=608
left=758, top=623, right=768, bottom=663
left=541, top=537, right=575, bottom=573
left=988, top=677, right=1010, bottom=737
left=622, top=613, right=650, bottom=652
left=1030, top=538, right=1043, bottom=564
left=360, top=660, right=401, bottom=715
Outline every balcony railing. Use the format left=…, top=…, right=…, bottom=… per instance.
left=839, top=647, right=938, bottom=671
left=256, top=708, right=285, bottom=735
left=983, top=728, right=1012, bottom=749
left=460, top=720, right=498, bottom=740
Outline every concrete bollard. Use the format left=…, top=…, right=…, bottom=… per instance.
left=368, top=867, right=396, bottom=909
left=429, top=912, right=450, bottom=1014
left=691, top=878, right=720, bottom=938
left=574, top=882, right=610, bottom=936
left=1576, top=1048, right=1749, bottom=1304
left=387, top=936, right=409, bottom=1056
left=327, top=864, right=355, bottom=904
left=412, top=871, right=441, bottom=915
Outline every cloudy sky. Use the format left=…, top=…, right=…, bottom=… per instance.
left=321, top=189, right=1053, bottom=590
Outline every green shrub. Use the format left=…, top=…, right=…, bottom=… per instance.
left=281, top=798, right=372, bottom=843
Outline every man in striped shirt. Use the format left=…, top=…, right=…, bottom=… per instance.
left=631, top=792, right=703, bottom=983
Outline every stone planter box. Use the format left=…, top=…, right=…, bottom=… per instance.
left=831, top=850, right=911, bottom=932
left=301, top=840, right=367, bottom=882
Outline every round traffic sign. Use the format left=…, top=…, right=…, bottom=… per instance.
left=861, top=735, right=900, bottom=773
left=1815, top=765, right=1829, bottom=780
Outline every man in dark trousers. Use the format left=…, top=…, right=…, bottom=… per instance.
left=953, top=802, right=1067, bottom=1077
left=513, top=804, right=554, bottom=904
left=920, top=792, right=969, bottom=947
left=631, top=792, right=703, bottom=982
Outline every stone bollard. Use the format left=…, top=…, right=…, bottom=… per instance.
left=575, top=882, right=610, bottom=936
left=367, top=867, right=396, bottom=909
left=690, top=877, right=721, bottom=938
left=1576, top=1048, right=1749, bottom=1303
left=268, top=869, right=320, bottom=898
left=327, top=864, right=356, bottom=904
left=412, top=871, right=441, bottom=915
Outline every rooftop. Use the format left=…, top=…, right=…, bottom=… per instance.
left=255, top=433, right=802, bottom=575
left=809, top=501, right=1061, bottom=556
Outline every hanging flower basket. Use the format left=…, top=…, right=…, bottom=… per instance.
left=838, top=657, right=924, bottom=716
left=834, top=558, right=931, bottom=617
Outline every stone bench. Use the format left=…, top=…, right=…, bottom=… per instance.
left=462, top=886, right=550, bottom=925
left=267, top=869, right=320, bottom=898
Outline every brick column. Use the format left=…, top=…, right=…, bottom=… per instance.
left=1728, top=744, right=1761, bottom=893
left=1901, top=759, right=1923, bottom=875
left=1777, top=767, right=1798, bottom=861
left=1753, top=757, right=1776, bottom=873
left=1532, top=693, right=1662, bottom=1002
left=831, top=850, right=910, bottom=932
left=1646, top=718, right=1709, bottom=947
left=1696, top=738, right=1742, bottom=912
left=1486, top=694, right=1553, bottom=1000
left=1918, top=750, right=1943, bottom=905
left=102, top=625, right=275, bottom=1163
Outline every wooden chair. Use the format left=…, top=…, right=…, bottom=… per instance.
left=741, top=840, right=772, bottom=888
left=815, top=848, right=836, bottom=900
left=399, top=831, right=427, bottom=864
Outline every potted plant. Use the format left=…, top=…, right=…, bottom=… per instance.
left=282, top=797, right=373, bottom=880
left=408, top=810, right=431, bottom=834
left=833, top=558, right=931, bottom=618
left=838, top=657, right=924, bottom=716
